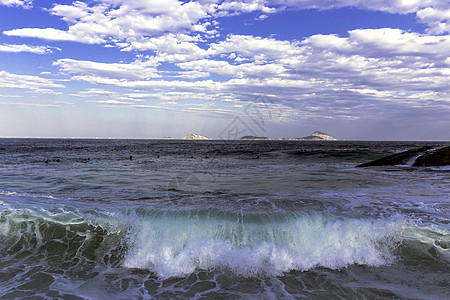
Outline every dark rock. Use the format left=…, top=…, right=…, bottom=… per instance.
left=414, top=146, right=450, bottom=166
left=357, top=146, right=434, bottom=167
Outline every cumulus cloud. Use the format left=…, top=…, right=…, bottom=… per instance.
left=3, top=0, right=450, bottom=128
left=119, top=33, right=208, bottom=63
left=4, top=0, right=450, bottom=53
left=416, top=7, right=450, bottom=34
left=302, top=28, right=450, bottom=59
left=0, top=0, right=32, bottom=9
left=208, top=35, right=301, bottom=61
left=45, top=0, right=210, bottom=43
left=53, top=22, right=450, bottom=123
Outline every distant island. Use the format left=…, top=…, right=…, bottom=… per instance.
left=240, top=136, right=271, bottom=140
left=183, top=133, right=211, bottom=140
left=240, top=131, right=337, bottom=141
left=180, top=131, right=337, bottom=140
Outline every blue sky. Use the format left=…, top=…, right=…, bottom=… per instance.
left=0, top=0, right=449, bottom=140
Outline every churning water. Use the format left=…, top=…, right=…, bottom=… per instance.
left=0, top=139, right=448, bottom=299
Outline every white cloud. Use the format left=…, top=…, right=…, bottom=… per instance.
left=70, top=75, right=220, bottom=93
left=416, top=7, right=450, bottom=34
left=0, top=70, right=64, bottom=92
left=3, top=28, right=104, bottom=44
left=71, top=88, right=118, bottom=98
left=4, top=1, right=447, bottom=126
left=50, top=1, right=90, bottom=23
left=0, top=0, right=32, bottom=9
left=302, top=28, right=450, bottom=59
left=120, top=33, right=207, bottom=62
left=47, top=0, right=211, bottom=44
left=208, top=34, right=301, bottom=61
left=0, top=43, right=57, bottom=54
left=4, top=0, right=449, bottom=53
left=57, top=25, right=450, bottom=115
left=174, top=70, right=211, bottom=79
left=216, top=0, right=277, bottom=16
left=178, top=59, right=286, bottom=78
left=54, top=58, right=160, bottom=80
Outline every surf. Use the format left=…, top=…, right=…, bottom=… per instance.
left=0, top=202, right=409, bottom=279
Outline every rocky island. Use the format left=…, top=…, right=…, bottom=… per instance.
left=280, top=131, right=337, bottom=141
left=183, top=133, right=211, bottom=140
left=240, top=131, right=337, bottom=141
left=240, top=136, right=271, bottom=140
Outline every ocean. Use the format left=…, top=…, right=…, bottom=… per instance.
left=0, top=139, right=448, bottom=299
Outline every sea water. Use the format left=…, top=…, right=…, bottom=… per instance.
left=0, top=139, right=448, bottom=299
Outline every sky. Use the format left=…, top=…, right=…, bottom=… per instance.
left=0, top=0, right=449, bottom=140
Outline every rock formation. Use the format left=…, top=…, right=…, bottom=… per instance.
left=414, top=146, right=450, bottom=166
left=357, top=146, right=450, bottom=167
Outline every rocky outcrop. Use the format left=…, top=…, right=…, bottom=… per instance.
left=414, top=146, right=450, bottom=166
left=357, top=146, right=450, bottom=167
left=183, top=134, right=211, bottom=140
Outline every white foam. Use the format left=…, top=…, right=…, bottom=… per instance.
left=123, top=212, right=403, bottom=278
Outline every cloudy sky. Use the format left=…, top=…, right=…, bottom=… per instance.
left=0, top=0, right=449, bottom=140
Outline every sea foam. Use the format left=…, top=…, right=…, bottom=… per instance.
left=123, top=211, right=403, bottom=278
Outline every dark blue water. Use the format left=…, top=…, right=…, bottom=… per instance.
left=0, top=139, right=449, bottom=299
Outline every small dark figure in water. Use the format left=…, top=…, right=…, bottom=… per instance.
left=130, top=155, right=133, bottom=160
left=83, top=159, right=88, bottom=163
left=45, top=160, right=49, bottom=164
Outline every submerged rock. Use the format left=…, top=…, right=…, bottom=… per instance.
left=357, top=146, right=433, bottom=167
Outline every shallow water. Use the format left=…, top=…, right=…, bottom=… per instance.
left=0, top=139, right=449, bottom=299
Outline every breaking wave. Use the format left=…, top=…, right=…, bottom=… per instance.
left=0, top=204, right=409, bottom=279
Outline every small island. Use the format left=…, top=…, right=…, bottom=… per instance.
left=183, top=133, right=211, bottom=140
left=240, top=136, right=271, bottom=140
left=240, top=131, right=337, bottom=141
